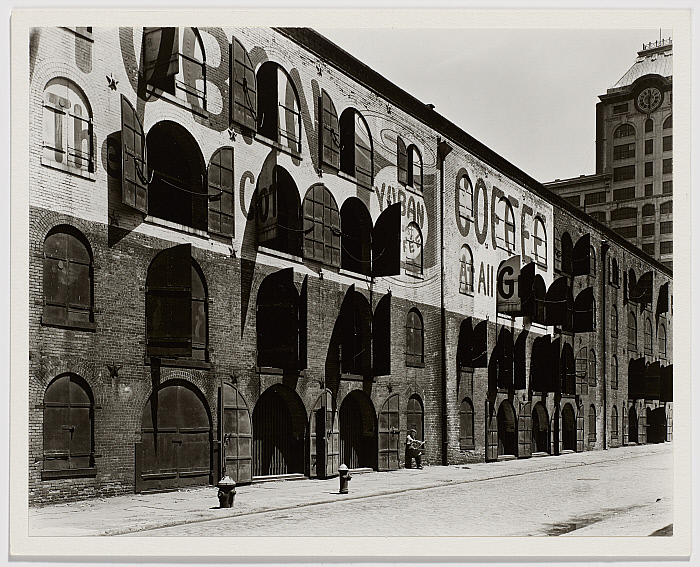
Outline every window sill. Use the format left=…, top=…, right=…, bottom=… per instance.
left=341, top=373, right=366, bottom=382
left=41, top=157, right=96, bottom=181
left=338, top=268, right=372, bottom=281
left=146, top=357, right=212, bottom=370
left=41, top=314, right=96, bottom=332
left=535, top=261, right=548, bottom=271
left=62, top=27, right=93, bottom=42
left=144, top=85, right=208, bottom=119
left=337, top=170, right=374, bottom=191
left=42, top=467, right=97, bottom=481
left=405, top=269, right=424, bottom=279
left=399, top=182, right=423, bottom=197
left=406, top=361, right=425, bottom=369
left=254, top=133, right=302, bottom=160
left=144, top=216, right=210, bottom=239
left=460, top=444, right=476, bottom=452
left=257, top=246, right=304, bottom=264
left=459, top=290, right=474, bottom=297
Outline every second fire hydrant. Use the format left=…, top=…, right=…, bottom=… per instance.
left=338, top=463, right=352, bottom=494
left=216, top=475, right=236, bottom=508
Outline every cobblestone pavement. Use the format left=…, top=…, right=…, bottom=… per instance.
left=29, top=443, right=672, bottom=537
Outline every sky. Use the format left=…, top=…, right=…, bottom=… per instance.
left=317, top=27, right=673, bottom=184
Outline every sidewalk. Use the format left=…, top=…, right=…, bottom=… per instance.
left=29, top=443, right=671, bottom=537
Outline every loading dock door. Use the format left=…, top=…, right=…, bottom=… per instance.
left=220, top=382, right=252, bottom=484
left=310, top=390, right=339, bottom=478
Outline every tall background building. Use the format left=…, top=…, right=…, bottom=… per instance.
left=545, top=38, right=673, bottom=270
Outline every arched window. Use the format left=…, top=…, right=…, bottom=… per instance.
left=658, top=324, right=667, bottom=356
left=43, top=226, right=94, bottom=329
left=611, top=406, right=619, bottom=438
left=43, top=374, right=95, bottom=477
left=497, top=198, right=516, bottom=252
left=614, top=123, right=635, bottom=138
left=645, top=118, right=654, bottom=133
left=628, top=311, right=637, bottom=349
left=610, top=257, right=620, bottom=286
left=340, top=108, right=373, bottom=188
left=590, top=246, right=597, bottom=277
left=660, top=201, right=672, bottom=215
left=407, top=145, right=423, bottom=192
left=644, top=318, right=653, bottom=354
left=146, top=244, right=208, bottom=361
left=611, top=355, right=619, bottom=389
left=663, top=115, right=672, bottom=129
left=405, top=222, right=423, bottom=275
left=207, top=147, right=235, bottom=237
left=642, top=204, right=655, bottom=217
left=406, top=309, right=424, bottom=366
left=532, top=217, right=547, bottom=267
left=576, top=347, right=587, bottom=384
left=303, top=184, right=340, bottom=266
left=407, top=395, right=424, bottom=441
left=257, top=62, right=301, bottom=152
left=588, top=350, right=597, bottom=387
left=142, top=28, right=206, bottom=110
left=42, top=78, right=94, bottom=174
left=459, top=245, right=474, bottom=295
left=588, top=405, right=597, bottom=442
left=611, top=305, right=618, bottom=338
left=255, top=164, right=303, bottom=257
left=458, top=174, right=473, bottom=221
left=459, top=398, right=475, bottom=450
left=340, top=198, right=372, bottom=276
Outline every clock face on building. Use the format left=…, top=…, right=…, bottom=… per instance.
left=636, top=87, right=663, bottom=113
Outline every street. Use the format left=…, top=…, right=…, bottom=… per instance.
left=130, top=444, right=672, bottom=537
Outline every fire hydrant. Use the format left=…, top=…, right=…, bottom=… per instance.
left=216, top=475, right=236, bottom=508
left=339, top=463, right=352, bottom=494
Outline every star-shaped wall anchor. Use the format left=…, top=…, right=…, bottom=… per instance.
left=106, top=363, right=121, bottom=378
left=106, top=74, right=119, bottom=91
left=228, top=127, right=236, bottom=141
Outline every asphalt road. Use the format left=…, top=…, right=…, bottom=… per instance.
left=134, top=445, right=672, bottom=537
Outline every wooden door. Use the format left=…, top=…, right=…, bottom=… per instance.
left=518, top=401, right=532, bottom=458
left=638, top=406, right=647, bottom=445
left=666, top=404, right=673, bottom=442
left=486, top=401, right=498, bottom=461
left=310, top=390, right=339, bottom=478
left=378, top=394, right=400, bottom=471
left=576, top=406, right=584, bottom=452
left=220, top=383, right=252, bottom=483
left=622, top=406, right=629, bottom=445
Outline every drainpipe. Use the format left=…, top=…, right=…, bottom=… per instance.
left=437, top=136, right=452, bottom=466
left=601, top=240, right=609, bottom=450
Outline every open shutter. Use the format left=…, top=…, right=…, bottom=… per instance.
left=340, top=285, right=355, bottom=374
left=514, top=331, right=527, bottom=390
left=231, top=37, right=256, bottom=130
left=519, top=262, right=536, bottom=315
left=529, top=335, right=549, bottom=392
left=457, top=318, right=472, bottom=369
left=636, top=271, right=654, bottom=307
left=576, top=408, right=584, bottom=452
left=544, top=277, right=569, bottom=326
left=560, top=343, right=576, bottom=395
left=146, top=244, right=192, bottom=357
left=320, top=90, right=340, bottom=168
left=628, top=270, right=638, bottom=303
left=373, top=293, right=391, bottom=376
left=628, top=358, right=646, bottom=399
left=549, top=338, right=561, bottom=393
left=397, top=136, right=408, bottom=185
left=256, top=163, right=278, bottom=245
left=645, top=361, right=661, bottom=400
left=220, top=383, right=252, bottom=484
left=496, top=328, right=514, bottom=390
left=208, top=148, right=234, bottom=237
left=257, top=268, right=298, bottom=369
left=486, top=401, right=498, bottom=461
left=574, top=287, right=596, bottom=332
left=622, top=406, right=629, bottom=445
left=638, top=408, right=647, bottom=445
left=142, top=27, right=179, bottom=84
left=472, top=320, right=488, bottom=368
left=660, top=365, right=673, bottom=402
left=121, top=95, right=148, bottom=213
left=372, top=202, right=401, bottom=277
left=518, top=402, right=532, bottom=458
left=657, top=282, right=669, bottom=314
left=378, top=394, right=399, bottom=471
left=298, top=276, right=307, bottom=370
left=572, top=233, right=591, bottom=276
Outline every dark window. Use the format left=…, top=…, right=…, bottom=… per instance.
left=303, top=184, right=340, bottom=266
left=496, top=198, right=516, bottom=252
left=340, top=108, right=373, bottom=188
left=658, top=324, right=667, bottom=356
left=255, top=165, right=303, bottom=257
left=613, top=123, right=635, bottom=138
left=628, top=311, right=637, bottom=349
left=564, top=195, right=581, bottom=207
left=532, top=217, right=547, bottom=266
left=663, top=115, right=672, bottom=129
left=613, top=186, right=635, bottom=201
left=459, top=398, right=475, bottom=450
left=663, top=158, right=673, bottom=174
left=644, top=318, right=653, bottom=354
left=642, top=204, right=655, bottom=217
left=611, top=357, right=618, bottom=390
left=405, top=222, right=423, bottom=276
left=320, top=90, right=340, bottom=168
left=42, top=78, right=95, bottom=174
left=642, top=243, right=655, bottom=255
left=614, top=225, right=637, bottom=238
left=407, top=145, right=423, bottom=192
left=645, top=139, right=653, bottom=155
left=584, top=191, right=606, bottom=205
left=663, top=136, right=672, bottom=151
left=611, top=207, right=637, bottom=221
left=610, top=258, right=619, bottom=286
left=589, top=211, right=606, bottom=223
left=257, top=63, right=301, bottom=152
left=614, top=143, right=635, bottom=160
left=406, top=309, right=424, bottom=366
left=459, top=245, right=474, bottom=294
left=407, top=395, right=424, bottom=442
left=662, top=260, right=673, bottom=270
left=662, top=180, right=673, bottom=194
left=588, top=405, right=596, bottom=442
left=611, top=305, right=618, bottom=337
left=613, top=166, right=635, bottom=182
left=43, top=227, right=93, bottom=328
left=340, top=198, right=372, bottom=276
left=645, top=162, right=653, bottom=177
left=660, top=241, right=673, bottom=254
left=458, top=174, right=473, bottom=220
left=642, top=223, right=655, bottom=237
left=576, top=347, right=587, bottom=385
left=611, top=405, right=619, bottom=437
left=660, top=221, right=672, bottom=235
left=645, top=183, right=654, bottom=196
left=43, top=374, right=95, bottom=477
left=660, top=201, right=672, bottom=214
left=207, top=147, right=234, bottom=237
left=645, top=118, right=654, bottom=133
left=588, top=350, right=597, bottom=387
left=613, top=103, right=628, bottom=114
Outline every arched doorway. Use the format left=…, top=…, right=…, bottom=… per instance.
left=339, top=390, right=377, bottom=470
left=647, top=407, right=666, bottom=444
left=629, top=406, right=639, bottom=444
left=220, top=383, right=252, bottom=484
left=252, top=384, right=306, bottom=477
left=309, top=389, right=339, bottom=479
left=531, top=402, right=550, bottom=454
left=497, top=400, right=517, bottom=457
left=561, top=403, right=576, bottom=451
left=138, top=380, right=212, bottom=492
left=378, top=394, right=400, bottom=471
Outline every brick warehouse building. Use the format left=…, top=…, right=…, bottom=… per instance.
left=28, top=26, right=673, bottom=504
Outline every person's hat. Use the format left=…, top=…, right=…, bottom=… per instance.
left=410, top=428, right=416, bottom=433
